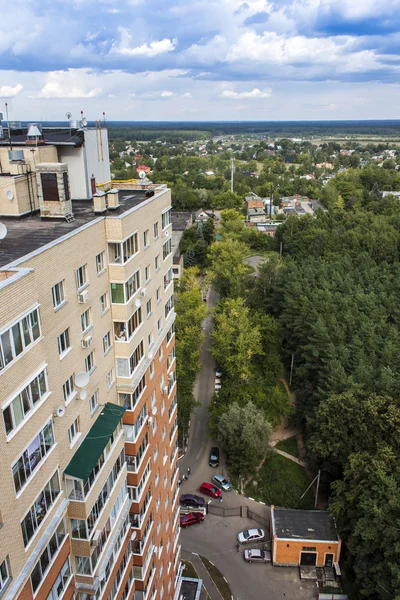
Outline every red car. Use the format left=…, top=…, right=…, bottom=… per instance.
left=180, top=512, right=205, bottom=528
left=199, top=482, right=222, bottom=499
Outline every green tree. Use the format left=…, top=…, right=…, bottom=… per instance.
left=208, top=238, right=251, bottom=297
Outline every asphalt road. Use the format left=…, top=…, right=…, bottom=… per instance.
left=178, top=286, right=317, bottom=600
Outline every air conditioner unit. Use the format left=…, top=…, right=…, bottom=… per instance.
left=147, top=416, right=154, bottom=426
left=81, top=336, right=93, bottom=348
left=53, top=406, right=65, bottom=418
left=91, top=530, right=102, bottom=546
left=163, top=386, right=169, bottom=394
left=140, top=288, right=147, bottom=297
left=78, top=290, right=89, bottom=303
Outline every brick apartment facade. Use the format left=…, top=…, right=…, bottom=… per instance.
left=0, top=127, right=182, bottom=600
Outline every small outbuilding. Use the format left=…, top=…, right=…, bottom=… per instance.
left=271, top=506, right=341, bottom=568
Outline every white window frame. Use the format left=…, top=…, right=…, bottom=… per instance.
left=103, top=331, right=112, bottom=355
left=2, top=367, right=48, bottom=437
left=85, top=351, right=95, bottom=374
left=52, top=280, right=65, bottom=310
left=81, top=309, right=91, bottom=333
left=68, top=418, right=80, bottom=444
left=90, top=390, right=99, bottom=415
left=57, top=329, right=70, bottom=357
left=63, top=374, right=75, bottom=404
left=100, top=292, right=109, bottom=314
left=96, top=252, right=105, bottom=274
left=76, top=264, right=88, bottom=291
left=154, top=222, right=159, bottom=239
left=143, top=229, right=149, bottom=249
left=106, top=368, right=115, bottom=390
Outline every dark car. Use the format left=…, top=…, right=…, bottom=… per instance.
left=180, top=494, right=206, bottom=507
left=180, top=512, right=205, bottom=528
left=209, top=447, right=219, bottom=467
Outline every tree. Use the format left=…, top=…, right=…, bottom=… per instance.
left=208, top=238, right=251, bottom=298
left=212, top=298, right=262, bottom=381
left=217, top=402, right=272, bottom=477
left=211, top=191, right=243, bottom=210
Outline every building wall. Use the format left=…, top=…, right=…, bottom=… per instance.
left=84, top=128, right=111, bottom=189
left=272, top=538, right=341, bottom=567
left=57, top=146, right=87, bottom=200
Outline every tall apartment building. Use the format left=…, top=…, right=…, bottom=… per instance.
left=0, top=125, right=182, bottom=600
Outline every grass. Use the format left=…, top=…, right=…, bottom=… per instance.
left=275, top=436, right=300, bottom=459
left=182, top=560, right=199, bottom=579
left=245, top=452, right=314, bottom=509
left=200, top=556, right=232, bottom=600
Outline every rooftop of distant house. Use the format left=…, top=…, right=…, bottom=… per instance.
left=272, top=508, right=339, bottom=542
left=171, top=211, right=193, bottom=231
left=0, top=187, right=166, bottom=269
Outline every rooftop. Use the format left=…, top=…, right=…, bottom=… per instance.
left=0, top=188, right=161, bottom=269
left=0, top=126, right=85, bottom=147
left=272, top=508, right=339, bottom=542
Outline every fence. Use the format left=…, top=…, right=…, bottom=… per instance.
left=208, top=504, right=269, bottom=528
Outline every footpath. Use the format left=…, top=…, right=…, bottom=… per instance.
left=182, top=549, right=225, bottom=600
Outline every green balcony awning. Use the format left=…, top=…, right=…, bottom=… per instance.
left=64, top=403, right=126, bottom=481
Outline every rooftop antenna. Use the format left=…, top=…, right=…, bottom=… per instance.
left=5, top=103, right=12, bottom=150
left=103, top=111, right=106, bottom=127
left=66, top=112, right=72, bottom=136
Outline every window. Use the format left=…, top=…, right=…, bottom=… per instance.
left=103, top=331, right=112, bottom=354
left=150, top=361, right=155, bottom=379
left=145, top=265, right=151, bottom=282
left=85, top=351, right=95, bottom=374
left=57, top=329, right=70, bottom=356
left=3, top=368, right=48, bottom=436
left=129, top=341, right=144, bottom=375
left=30, top=521, right=66, bottom=592
left=156, top=287, right=161, bottom=303
left=154, top=222, right=159, bottom=239
left=0, top=308, right=41, bottom=372
left=12, top=420, right=55, bottom=493
left=106, top=369, right=114, bottom=389
left=155, top=254, right=160, bottom=272
left=146, top=299, right=152, bottom=317
left=118, top=375, right=146, bottom=410
left=111, top=270, right=140, bottom=304
left=143, top=229, right=149, bottom=248
left=21, top=471, right=61, bottom=546
left=75, top=556, right=91, bottom=576
left=123, top=233, right=138, bottom=261
left=148, top=332, right=153, bottom=348
left=100, top=292, right=109, bottom=314
left=162, top=208, right=171, bottom=230
left=158, top=347, right=163, bottom=362
left=63, top=172, right=70, bottom=202
left=81, top=309, right=91, bottom=333
left=96, top=252, right=105, bottom=274
left=46, top=557, right=71, bottom=600
left=157, top=318, right=162, bottom=332
left=40, top=173, right=59, bottom=201
left=52, top=281, right=65, bottom=309
left=68, top=419, right=80, bottom=444
left=165, top=296, right=174, bottom=318
left=163, top=239, right=172, bottom=260
left=0, top=558, right=10, bottom=592
left=108, top=242, right=121, bottom=264
left=164, top=268, right=173, bottom=290
left=62, top=375, right=75, bottom=403
left=76, top=264, right=87, bottom=290
left=70, top=519, right=87, bottom=540
left=90, top=390, right=99, bottom=414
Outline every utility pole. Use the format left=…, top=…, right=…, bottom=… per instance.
left=315, top=470, right=321, bottom=509
left=230, top=157, right=234, bottom=193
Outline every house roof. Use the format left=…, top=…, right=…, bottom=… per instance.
left=0, top=127, right=84, bottom=147
left=272, top=508, right=339, bottom=542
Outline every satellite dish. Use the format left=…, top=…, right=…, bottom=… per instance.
left=79, top=390, right=87, bottom=400
left=80, top=117, right=87, bottom=127
left=75, top=372, right=90, bottom=388
left=54, top=406, right=65, bottom=418
left=135, top=298, right=141, bottom=308
left=131, top=531, right=137, bottom=541
left=6, top=189, right=14, bottom=201
left=0, top=223, right=7, bottom=240
left=152, top=406, right=157, bottom=416
left=66, top=112, right=72, bottom=119
left=139, top=170, right=146, bottom=179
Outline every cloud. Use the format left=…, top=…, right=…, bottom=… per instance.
left=220, top=88, right=272, bottom=98
left=182, top=92, right=192, bottom=97
left=0, top=84, right=23, bottom=97
left=160, top=90, right=175, bottom=97
left=34, top=69, right=102, bottom=98
left=111, top=29, right=178, bottom=57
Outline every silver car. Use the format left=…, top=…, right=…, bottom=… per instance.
left=212, top=474, right=232, bottom=492
left=237, top=528, right=265, bottom=544
left=244, top=549, right=272, bottom=563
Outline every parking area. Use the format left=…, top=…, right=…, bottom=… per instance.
left=181, top=511, right=319, bottom=600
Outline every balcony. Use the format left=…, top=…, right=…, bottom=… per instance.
left=126, top=436, right=149, bottom=475
left=131, top=520, right=153, bottom=556
left=133, top=544, right=154, bottom=581
left=129, top=490, right=152, bottom=530
left=134, top=567, right=156, bottom=600
left=128, top=460, right=151, bottom=503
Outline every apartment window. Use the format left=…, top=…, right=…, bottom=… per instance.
left=163, top=239, right=172, bottom=260
left=46, top=558, right=71, bottom=600
left=21, top=471, right=61, bottom=546
left=96, top=252, right=105, bottom=274
left=103, top=331, right=112, bottom=354
left=3, top=368, right=48, bottom=436
left=123, top=233, right=138, bottom=261
left=0, top=308, right=41, bottom=371
left=149, top=361, right=155, bottom=379
left=68, top=418, right=80, bottom=444
left=63, top=375, right=75, bottom=403
left=0, top=558, right=10, bottom=592
left=30, top=521, right=66, bottom=592
left=90, top=390, right=99, bottom=414
left=52, top=280, right=65, bottom=309
left=70, top=519, right=87, bottom=540
left=75, top=556, right=91, bottom=576
left=162, top=208, right=171, bottom=230
left=143, top=229, right=149, bottom=248
left=156, top=287, right=161, bottom=303
left=81, top=309, right=91, bottom=333
left=108, top=242, right=121, bottom=264
left=111, top=270, right=140, bottom=304
left=165, top=296, right=174, bottom=318
left=57, top=329, right=70, bottom=356
left=129, top=341, right=144, bottom=375
left=106, top=369, right=114, bottom=389
left=145, top=265, right=151, bottom=283
left=154, top=222, right=159, bottom=239
left=76, top=264, right=87, bottom=290
left=146, top=299, right=152, bottom=317
left=100, top=292, right=109, bottom=314
left=158, top=347, right=163, bottom=362
left=157, top=318, right=162, bottom=332
left=85, top=351, right=95, bottom=374
left=155, top=254, right=160, bottom=272
left=12, top=420, right=55, bottom=493
left=148, top=332, right=153, bottom=348
left=164, top=268, right=173, bottom=290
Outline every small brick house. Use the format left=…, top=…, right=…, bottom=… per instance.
left=271, top=507, right=341, bottom=567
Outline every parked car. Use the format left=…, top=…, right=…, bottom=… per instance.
left=209, top=447, right=220, bottom=467
left=243, top=549, right=271, bottom=563
left=199, top=482, right=221, bottom=499
left=237, top=528, right=265, bottom=544
left=212, top=474, right=232, bottom=492
left=180, top=512, right=205, bottom=528
left=180, top=494, right=206, bottom=507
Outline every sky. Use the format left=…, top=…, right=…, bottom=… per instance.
left=1, top=0, right=400, bottom=121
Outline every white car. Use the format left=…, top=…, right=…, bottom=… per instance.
left=244, top=549, right=271, bottom=563
left=237, top=528, right=265, bottom=544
